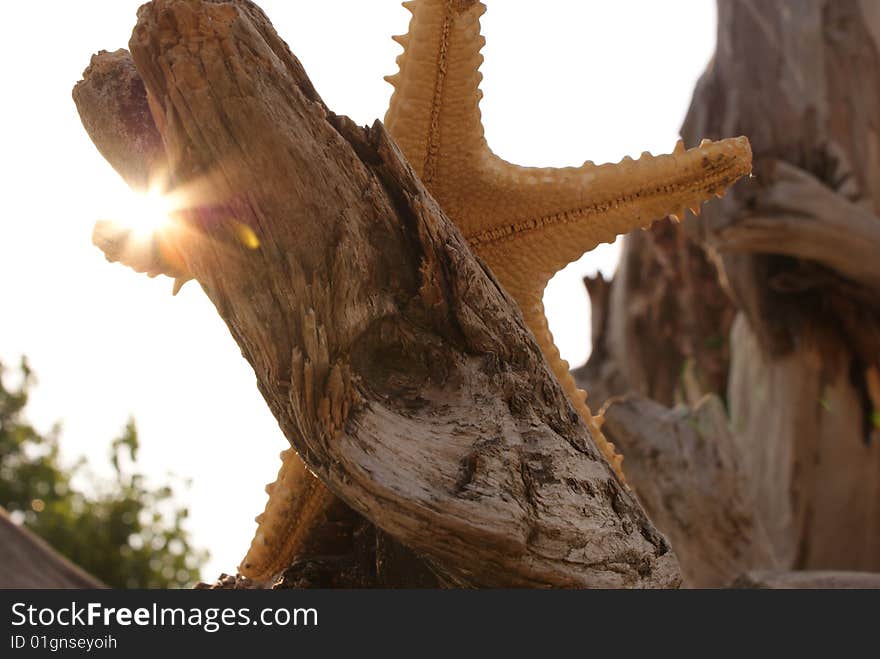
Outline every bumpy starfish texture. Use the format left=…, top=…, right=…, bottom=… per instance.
left=383, top=0, right=752, bottom=477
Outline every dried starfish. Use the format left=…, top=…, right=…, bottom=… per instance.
left=382, top=0, right=751, bottom=476
left=86, top=0, right=751, bottom=581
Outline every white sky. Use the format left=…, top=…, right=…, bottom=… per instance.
left=0, top=0, right=715, bottom=580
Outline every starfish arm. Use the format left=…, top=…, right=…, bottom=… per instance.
left=512, top=292, right=623, bottom=474
left=240, top=447, right=340, bottom=580
left=465, top=137, right=751, bottom=483
left=92, top=220, right=193, bottom=294
left=468, top=136, right=753, bottom=293
left=383, top=1, right=752, bottom=485
left=384, top=0, right=487, bottom=183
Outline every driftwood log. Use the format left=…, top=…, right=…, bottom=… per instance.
left=74, top=0, right=679, bottom=588
left=577, top=0, right=880, bottom=587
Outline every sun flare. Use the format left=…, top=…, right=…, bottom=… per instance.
left=120, top=187, right=176, bottom=239
left=92, top=177, right=261, bottom=295
left=91, top=180, right=194, bottom=290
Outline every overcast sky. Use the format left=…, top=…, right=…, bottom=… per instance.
left=0, top=0, right=716, bottom=581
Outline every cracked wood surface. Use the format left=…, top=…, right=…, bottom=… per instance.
left=74, top=0, right=680, bottom=588
left=578, top=0, right=880, bottom=586
left=684, top=0, right=880, bottom=573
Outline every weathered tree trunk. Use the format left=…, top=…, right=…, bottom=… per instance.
left=75, top=0, right=679, bottom=588
left=578, top=0, right=880, bottom=586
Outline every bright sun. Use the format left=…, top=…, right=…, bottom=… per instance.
left=91, top=181, right=191, bottom=288
left=94, top=179, right=259, bottom=287
left=98, top=177, right=181, bottom=242
left=122, top=187, right=176, bottom=238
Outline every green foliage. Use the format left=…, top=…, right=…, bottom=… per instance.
left=0, top=357, right=208, bottom=588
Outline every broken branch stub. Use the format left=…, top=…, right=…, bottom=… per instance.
left=72, top=48, right=165, bottom=190
left=76, top=0, right=680, bottom=588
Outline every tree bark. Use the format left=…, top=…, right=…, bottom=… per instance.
left=74, top=0, right=679, bottom=588
left=578, top=0, right=880, bottom=586
left=732, top=570, right=880, bottom=590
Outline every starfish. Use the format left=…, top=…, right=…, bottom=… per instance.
left=86, top=0, right=752, bottom=581
left=382, top=0, right=751, bottom=475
